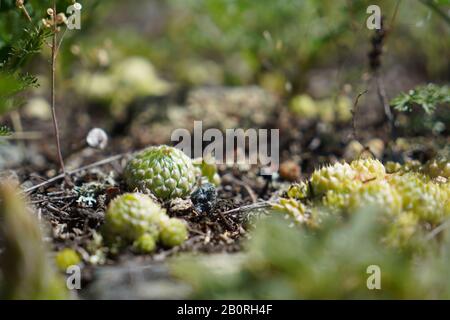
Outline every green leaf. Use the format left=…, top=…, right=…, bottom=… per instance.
left=391, top=84, right=450, bottom=115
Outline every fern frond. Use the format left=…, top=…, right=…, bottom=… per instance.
left=391, top=84, right=450, bottom=115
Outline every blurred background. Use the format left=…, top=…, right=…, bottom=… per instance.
left=1, top=1, right=448, bottom=168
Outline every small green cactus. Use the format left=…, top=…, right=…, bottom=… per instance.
left=133, top=233, right=157, bottom=253
left=160, top=218, right=189, bottom=248
left=102, top=193, right=166, bottom=245
left=102, top=192, right=190, bottom=252
left=124, top=145, right=197, bottom=200
left=55, top=249, right=81, bottom=271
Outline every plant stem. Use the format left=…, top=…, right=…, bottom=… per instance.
left=50, top=1, right=67, bottom=179
left=24, top=153, right=126, bottom=194
left=19, top=4, right=32, bottom=22
left=351, top=90, right=368, bottom=141
left=419, top=0, right=450, bottom=26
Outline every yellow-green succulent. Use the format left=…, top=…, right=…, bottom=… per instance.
left=275, top=157, right=450, bottom=250
left=102, top=192, right=189, bottom=252
left=102, top=193, right=166, bottom=245
left=160, top=218, right=189, bottom=248
left=55, top=249, right=81, bottom=271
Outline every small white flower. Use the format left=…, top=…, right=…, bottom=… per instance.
left=86, top=128, right=108, bottom=150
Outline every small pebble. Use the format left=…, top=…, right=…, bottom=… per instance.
left=191, top=183, right=218, bottom=214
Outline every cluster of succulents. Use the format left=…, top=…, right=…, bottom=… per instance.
left=273, top=157, right=450, bottom=249
left=100, top=145, right=223, bottom=254
left=102, top=193, right=188, bottom=253
left=387, top=156, right=450, bottom=179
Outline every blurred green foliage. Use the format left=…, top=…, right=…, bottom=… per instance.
left=392, top=83, right=450, bottom=114
left=391, top=83, right=450, bottom=134
left=148, top=0, right=448, bottom=92
left=173, top=210, right=450, bottom=299
left=0, top=0, right=102, bottom=114
left=0, top=124, right=12, bottom=136
left=54, top=0, right=449, bottom=118
left=0, top=182, right=69, bottom=300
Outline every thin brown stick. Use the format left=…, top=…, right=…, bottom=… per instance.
left=388, top=0, right=402, bottom=35
left=350, top=90, right=368, bottom=141
left=426, top=219, right=450, bottom=241
left=17, top=2, right=32, bottom=22
left=220, top=202, right=271, bottom=215
left=50, top=1, right=67, bottom=181
left=24, top=153, right=126, bottom=194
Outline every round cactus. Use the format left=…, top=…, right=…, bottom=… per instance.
left=124, top=145, right=197, bottom=200
left=102, top=193, right=166, bottom=244
left=133, top=233, right=157, bottom=253
left=160, top=218, right=188, bottom=247
left=55, top=248, right=81, bottom=271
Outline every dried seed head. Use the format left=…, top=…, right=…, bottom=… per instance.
left=47, top=8, right=54, bottom=16
left=42, top=18, right=52, bottom=28
left=56, top=13, right=67, bottom=25
left=16, top=0, right=24, bottom=8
